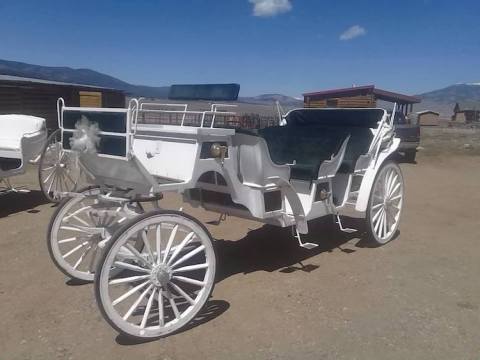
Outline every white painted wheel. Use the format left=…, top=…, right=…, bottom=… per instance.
left=39, top=129, right=80, bottom=202
left=366, top=161, right=404, bottom=245
left=47, top=187, right=142, bottom=281
left=95, top=210, right=216, bottom=339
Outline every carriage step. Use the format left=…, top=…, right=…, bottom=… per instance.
left=335, top=215, right=357, bottom=233
left=292, top=227, right=318, bottom=249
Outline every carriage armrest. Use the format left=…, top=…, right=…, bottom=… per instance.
left=236, top=133, right=291, bottom=188
left=315, top=135, right=350, bottom=181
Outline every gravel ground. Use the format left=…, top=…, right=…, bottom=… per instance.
left=0, top=153, right=479, bottom=360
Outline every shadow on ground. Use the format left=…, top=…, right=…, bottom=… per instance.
left=214, top=216, right=371, bottom=283
left=115, top=299, right=230, bottom=345
left=0, top=190, right=51, bottom=217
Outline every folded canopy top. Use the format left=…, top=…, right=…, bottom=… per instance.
left=169, top=83, right=240, bottom=101
left=285, top=108, right=385, bottom=128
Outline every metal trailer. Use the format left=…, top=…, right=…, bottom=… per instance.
left=47, top=97, right=404, bottom=339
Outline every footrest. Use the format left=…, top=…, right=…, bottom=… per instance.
left=335, top=215, right=357, bottom=233
left=292, top=227, right=318, bottom=249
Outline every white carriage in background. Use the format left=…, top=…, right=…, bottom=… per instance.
left=47, top=85, right=404, bottom=340
left=0, top=112, right=79, bottom=201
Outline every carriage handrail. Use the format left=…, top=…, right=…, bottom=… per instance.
left=57, top=98, right=65, bottom=129
left=136, top=108, right=237, bottom=128
left=139, top=102, right=189, bottom=125
left=135, top=99, right=238, bottom=128
left=210, top=104, right=237, bottom=128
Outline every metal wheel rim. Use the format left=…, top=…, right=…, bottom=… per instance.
left=39, top=130, right=79, bottom=202
left=97, top=213, right=216, bottom=338
left=50, top=188, right=133, bottom=281
left=369, top=163, right=403, bottom=243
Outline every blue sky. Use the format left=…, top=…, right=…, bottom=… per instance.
left=0, top=0, right=479, bottom=96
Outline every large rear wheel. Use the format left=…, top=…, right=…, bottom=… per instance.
left=365, top=161, right=404, bottom=245
left=95, top=210, right=216, bottom=339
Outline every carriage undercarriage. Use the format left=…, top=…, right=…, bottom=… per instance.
left=47, top=97, right=404, bottom=339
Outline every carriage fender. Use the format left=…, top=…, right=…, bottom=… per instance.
left=355, top=138, right=400, bottom=212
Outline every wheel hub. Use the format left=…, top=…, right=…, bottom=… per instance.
left=150, top=264, right=171, bottom=287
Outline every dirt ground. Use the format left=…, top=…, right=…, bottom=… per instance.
left=1, top=153, right=479, bottom=360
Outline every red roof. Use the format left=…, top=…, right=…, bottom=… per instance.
left=303, top=85, right=421, bottom=104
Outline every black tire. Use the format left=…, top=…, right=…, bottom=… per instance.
left=365, top=161, right=404, bottom=245
left=94, top=209, right=217, bottom=340
left=403, top=149, right=416, bottom=163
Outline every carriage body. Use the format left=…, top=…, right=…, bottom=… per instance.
left=57, top=99, right=399, bottom=233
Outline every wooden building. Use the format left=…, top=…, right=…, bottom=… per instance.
left=303, top=85, right=421, bottom=115
left=416, top=110, right=440, bottom=126
left=452, top=102, right=480, bottom=123
left=0, top=75, right=125, bottom=131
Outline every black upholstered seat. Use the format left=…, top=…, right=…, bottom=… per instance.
left=255, top=124, right=373, bottom=180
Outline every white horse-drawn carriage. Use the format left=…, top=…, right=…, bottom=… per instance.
left=47, top=90, right=404, bottom=339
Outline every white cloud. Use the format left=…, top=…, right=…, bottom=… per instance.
left=339, top=25, right=367, bottom=41
left=249, top=0, right=292, bottom=17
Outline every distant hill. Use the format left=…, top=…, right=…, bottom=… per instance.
left=238, top=93, right=303, bottom=107
left=415, top=83, right=480, bottom=117
left=418, top=83, right=480, bottom=104
left=0, top=59, right=170, bottom=98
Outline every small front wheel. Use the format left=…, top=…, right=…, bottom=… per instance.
left=365, top=161, right=404, bottom=245
left=47, top=187, right=142, bottom=281
left=95, top=210, right=217, bottom=340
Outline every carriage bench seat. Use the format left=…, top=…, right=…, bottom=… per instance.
left=257, top=125, right=373, bottom=181
left=0, top=115, right=46, bottom=173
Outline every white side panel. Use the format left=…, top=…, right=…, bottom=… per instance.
left=133, top=138, right=198, bottom=182
left=355, top=138, right=400, bottom=212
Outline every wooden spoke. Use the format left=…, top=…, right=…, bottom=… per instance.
left=122, top=284, right=153, bottom=320
left=155, top=225, right=162, bottom=265
left=172, top=276, right=205, bottom=288
left=141, top=230, right=155, bottom=263
left=162, top=224, right=178, bottom=264
left=140, top=288, right=157, bottom=329
left=172, top=263, right=208, bottom=273
left=112, top=280, right=150, bottom=306
left=169, top=282, right=195, bottom=305
left=63, top=241, right=89, bottom=259
left=167, top=232, right=194, bottom=266
left=170, top=245, right=205, bottom=269
left=109, top=274, right=151, bottom=285
left=113, top=261, right=151, bottom=274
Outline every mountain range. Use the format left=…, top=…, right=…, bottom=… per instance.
left=0, top=59, right=301, bottom=106
left=1, top=58, right=479, bottom=114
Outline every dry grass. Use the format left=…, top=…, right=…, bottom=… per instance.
left=419, top=127, right=480, bottom=156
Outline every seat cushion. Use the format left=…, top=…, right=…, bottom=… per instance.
left=0, top=115, right=46, bottom=139
left=257, top=124, right=374, bottom=180
left=0, top=115, right=46, bottom=156
left=0, top=138, right=22, bottom=151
